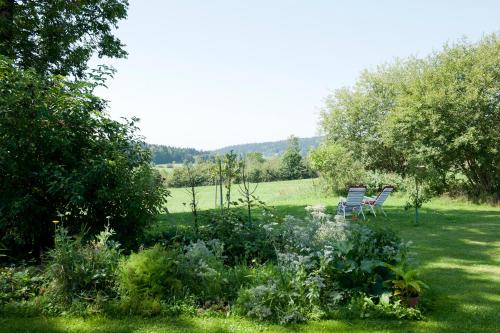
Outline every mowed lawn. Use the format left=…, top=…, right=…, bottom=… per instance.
left=2, top=179, right=499, bottom=333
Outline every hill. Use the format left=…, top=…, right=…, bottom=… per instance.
left=212, top=136, right=323, bottom=157
left=148, top=136, right=323, bottom=164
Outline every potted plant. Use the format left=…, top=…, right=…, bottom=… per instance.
left=385, top=262, right=429, bottom=307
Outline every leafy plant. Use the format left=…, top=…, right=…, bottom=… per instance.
left=0, top=266, right=44, bottom=304
left=43, top=225, right=121, bottom=310
left=385, top=263, right=429, bottom=298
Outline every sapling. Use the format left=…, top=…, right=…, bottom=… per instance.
left=238, top=158, right=261, bottom=225
left=224, top=150, right=239, bottom=208
left=184, top=163, right=200, bottom=235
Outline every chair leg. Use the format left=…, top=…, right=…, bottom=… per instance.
left=360, top=206, right=366, bottom=220
left=380, top=206, right=387, bottom=217
left=370, top=205, right=376, bottom=217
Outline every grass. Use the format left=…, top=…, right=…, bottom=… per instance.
left=2, top=179, right=499, bottom=332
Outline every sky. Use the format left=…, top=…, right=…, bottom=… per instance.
left=95, top=0, right=500, bottom=150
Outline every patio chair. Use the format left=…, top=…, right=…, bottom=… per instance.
left=336, top=186, right=366, bottom=220
left=363, top=186, right=394, bottom=217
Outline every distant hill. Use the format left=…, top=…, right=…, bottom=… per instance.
left=148, top=136, right=324, bottom=164
left=212, top=136, right=324, bottom=157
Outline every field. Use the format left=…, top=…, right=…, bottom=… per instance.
left=2, top=179, right=499, bottom=333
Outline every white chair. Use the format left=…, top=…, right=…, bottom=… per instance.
left=336, top=186, right=366, bottom=220
left=363, top=186, right=394, bottom=217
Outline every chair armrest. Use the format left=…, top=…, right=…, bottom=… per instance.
left=363, top=196, right=375, bottom=200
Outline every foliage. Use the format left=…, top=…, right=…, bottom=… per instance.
left=317, top=33, right=500, bottom=198
left=117, top=244, right=184, bottom=305
left=0, top=0, right=128, bottom=79
left=166, top=162, right=214, bottom=188
left=148, top=144, right=206, bottom=164
left=0, top=266, right=44, bottom=304
left=385, top=262, right=429, bottom=298
left=346, top=293, right=424, bottom=320
left=200, top=209, right=277, bottom=265
left=0, top=58, right=168, bottom=254
left=280, top=135, right=308, bottom=180
left=183, top=163, right=201, bottom=235
left=235, top=206, right=418, bottom=323
left=43, top=226, right=121, bottom=309
left=118, top=240, right=231, bottom=309
left=223, top=151, right=240, bottom=208
left=310, top=142, right=366, bottom=193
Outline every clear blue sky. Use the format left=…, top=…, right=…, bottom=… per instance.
left=95, top=0, right=499, bottom=150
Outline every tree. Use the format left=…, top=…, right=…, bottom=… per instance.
left=310, top=142, right=366, bottom=193
left=318, top=33, right=500, bottom=198
left=388, top=34, right=500, bottom=197
left=183, top=163, right=200, bottom=236
left=0, top=58, right=168, bottom=256
left=0, top=0, right=128, bottom=78
left=280, top=135, right=305, bottom=180
left=223, top=150, right=239, bottom=208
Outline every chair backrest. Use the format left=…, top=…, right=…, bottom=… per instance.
left=345, top=186, right=366, bottom=206
left=374, top=186, right=394, bottom=206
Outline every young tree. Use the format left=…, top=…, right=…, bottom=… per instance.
left=280, top=135, right=306, bottom=180
left=223, top=150, right=239, bottom=208
left=0, top=0, right=128, bottom=78
left=184, top=163, right=200, bottom=236
left=238, top=159, right=259, bottom=225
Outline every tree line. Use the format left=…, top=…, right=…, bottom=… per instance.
left=163, top=136, right=316, bottom=188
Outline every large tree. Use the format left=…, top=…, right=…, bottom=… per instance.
left=318, top=33, right=500, bottom=197
left=0, top=57, right=168, bottom=255
left=0, top=0, right=128, bottom=78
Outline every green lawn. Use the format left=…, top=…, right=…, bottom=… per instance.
left=2, top=179, right=499, bottom=332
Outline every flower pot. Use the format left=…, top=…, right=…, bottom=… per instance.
left=403, top=296, right=420, bottom=308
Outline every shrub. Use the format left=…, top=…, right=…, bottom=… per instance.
left=310, top=143, right=366, bottom=194
left=0, top=266, right=44, bottom=305
left=235, top=206, right=418, bottom=323
left=118, top=244, right=184, bottom=303
left=43, top=226, right=121, bottom=310
left=235, top=254, right=325, bottom=323
left=117, top=240, right=232, bottom=312
left=165, top=163, right=214, bottom=188
left=200, top=209, right=277, bottom=265
left=0, top=58, right=169, bottom=256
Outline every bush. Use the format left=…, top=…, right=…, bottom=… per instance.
left=43, top=226, right=121, bottom=310
left=235, top=206, right=419, bottom=323
left=166, top=163, right=214, bottom=188
left=117, top=240, right=233, bottom=312
left=118, top=244, right=184, bottom=303
left=0, top=58, right=169, bottom=255
left=0, top=266, right=44, bottom=305
left=310, top=143, right=366, bottom=194
left=200, top=209, right=277, bottom=265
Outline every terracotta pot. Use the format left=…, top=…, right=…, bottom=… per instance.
left=403, top=296, right=420, bottom=308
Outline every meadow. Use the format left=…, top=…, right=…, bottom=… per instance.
left=2, top=179, right=499, bottom=333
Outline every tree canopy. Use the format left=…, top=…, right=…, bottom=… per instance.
left=316, top=33, right=500, bottom=198
left=0, top=0, right=128, bottom=78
